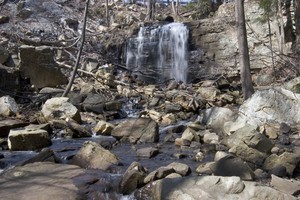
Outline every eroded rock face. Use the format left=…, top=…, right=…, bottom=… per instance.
left=19, top=45, right=67, bottom=89
left=111, top=118, right=159, bottom=144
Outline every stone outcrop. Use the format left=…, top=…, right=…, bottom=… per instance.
left=19, top=45, right=67, bottom=89
left=0, top=119, right=29, bottom=137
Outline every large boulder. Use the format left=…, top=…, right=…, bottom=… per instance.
left=8, top=128, right=52, bottom=151
left=0, top=96, right=19, bottom=117
left=210, top=155, right=255, bottom=180
left=41, top=97, right=81, bottom=123
left=111, top=118, right=159, bottom=144
left=0, top=65, right=20, bottom=97
left=71, top=141, right=119, bottom=170
left=152, top=176, right=297, bottom=200
left=263, top=152, right=300, bottom=176
left=0, top=162, right=86, bottom=200
left=238, top=88, right=300, bottom=126
left=19, top=45, right=67, bottom=89
left=120, top=161, right=148, bottom=195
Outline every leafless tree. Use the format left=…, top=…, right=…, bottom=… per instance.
left=236, top=0, right=254, bottom=100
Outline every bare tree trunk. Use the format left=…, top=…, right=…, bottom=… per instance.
left=147, top=0, right=155, bottom=20
left=105, top=0, right=110, bottom=27
left=171, top=0, right=177, bottom=16
left=236, top=0, right=254, bottom=100
left=176, top=0, right=179, bottom=15
left=267, top=18, right=276, bottom=78
left=62, top=0, right=89, bottom=97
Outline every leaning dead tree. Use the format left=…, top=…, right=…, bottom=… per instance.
left=62, top=0, right=90, bottom=97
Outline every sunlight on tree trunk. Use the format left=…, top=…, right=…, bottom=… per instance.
left=236, top=0, right=254, bottom=100
left=62, top=0, right=89, bottom=97
left=106, top=0, right=110, bottom=27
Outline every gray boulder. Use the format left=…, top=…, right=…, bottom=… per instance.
left=0, top=162, right=85, bottom=200
left=152, top=176, right=297, bottom=200
left=263, top=152, right=300, bottom=176
left=41, top=97, right=81, bottom=123
left=112, top=118, right=159, bottom=144
left=93, top=120, right=115, bottom=136
left=72, top=141, right=119, bottom=170
left=210, top=155, right=255, bottom=180
left=120, top=161, right=147, bottom=195
left=0, top=96, right=19, bottom=117
left=238, top=88, right=300, bottom=126
left=270, top=175, right=300, bottom=196
left=8, top=128, right=52, bottom=151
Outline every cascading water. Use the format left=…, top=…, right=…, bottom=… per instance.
left=126, top=23, right=189, bottom=83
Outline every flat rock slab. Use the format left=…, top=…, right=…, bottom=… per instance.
left=0, top=162, right=85, bottom=200
left=0, top=119, right=28, bottom=137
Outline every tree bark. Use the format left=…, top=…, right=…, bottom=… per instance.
left=62, top=0, right=89, bottom=97
left=236, top=0, right=254, bottom=100
left=106, top=0, right=110, bottom=27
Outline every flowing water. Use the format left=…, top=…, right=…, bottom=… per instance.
left=126, top=23, right=189, bottom=83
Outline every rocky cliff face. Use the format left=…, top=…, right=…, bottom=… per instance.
left=188, top=2, right=281, bottom=83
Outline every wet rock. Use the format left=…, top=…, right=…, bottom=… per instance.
left=136, top=147, right=159, bottom=158
left=0, top=96, right=19, bottom=117
left=210, top=155, right=255, bottom=181
left=72, top=141, right=119, bottom=170
left=0, top=45, right=9, bottom=64
left=270, top=175, right=300, bottom=196
left=167, top=162, right=190, bottom=176
left=0, top=162, right=86, bottom=200
left=160, top=113, right=177, bottom=126
left=254, top=168, right=269, bottom=179
left=279, top=122, right=291, bottom=134
left=166, top=80, right=178, bottom=90
left=200, top=107, right=235, bottom=132
left=120, top=161, right=148, bottom=195
left=181, top=127, right=199, bottom=142
left=8, top=128, right=52, bottom=151
left=111, top=118, right=159, bottom=144
left=174, top=138, right=191, bottom=147
left=24, top=123, right=51, bottom=134
left=19, top=45, right=67, bottom=89
left=41, top=97, right=81, bottom=123
left=152, top=176, right=297, bottom=200
left=144, top=166, right=175, bottom=184
left=93, top=120, right=115, bottom=136
left=263, top=152, right=300, bottom=176
left=66, top=118, right=92, bottom=138
left=0, top=119, right=29, bottom=138
left=17, top=148, right=58, bottom=166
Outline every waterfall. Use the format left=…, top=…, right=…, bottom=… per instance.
left=126, top=23, right=189, bottom=83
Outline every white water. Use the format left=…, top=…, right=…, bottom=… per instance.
left=126, top=23, right=189, bottom=83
